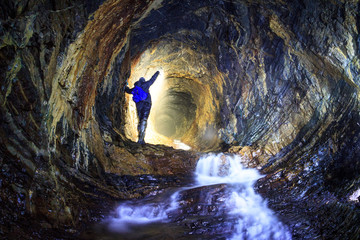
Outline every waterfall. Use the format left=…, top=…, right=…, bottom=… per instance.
left=195, top=154, right=291, bottom=240
left=107, top=153, right=292, bottom=239
left=195, top=153, right=260, bottom=185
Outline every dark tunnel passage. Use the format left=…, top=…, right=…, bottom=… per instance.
left=1, top=0, right=360, bottom=239
left=153, top=89, right=197, bottom=138
left=120, top=38, right=224, bottom=151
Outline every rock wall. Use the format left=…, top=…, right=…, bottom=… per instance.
left=0, top=0, right=93, bottom=236
left=1, top=0, right=360, bottom=238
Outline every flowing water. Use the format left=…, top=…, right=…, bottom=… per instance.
left=102, top=153, right=292, bottom=239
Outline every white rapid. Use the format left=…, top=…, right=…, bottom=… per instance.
left=107, top=186, right=179, bottom=232
left=196, top=153, right=292, bottom=240
left=108, top=153, right=292, bottom=239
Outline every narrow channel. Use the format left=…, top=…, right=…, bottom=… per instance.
left=101, top=153, right=292, bottom=240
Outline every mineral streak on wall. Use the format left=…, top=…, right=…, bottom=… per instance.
left=47, top=0, right=156, bottom=149
left=1, top=0, right=360, bottom=239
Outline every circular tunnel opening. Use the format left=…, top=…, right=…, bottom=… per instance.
left=153, top=89, right=197, bottom=138
left=122, top=40, right=224, bottom=151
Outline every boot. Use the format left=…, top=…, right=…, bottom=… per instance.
left=137, top=119, right=147, bottom=144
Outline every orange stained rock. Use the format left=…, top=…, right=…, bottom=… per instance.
left=64, top=0, right=156, bottom=130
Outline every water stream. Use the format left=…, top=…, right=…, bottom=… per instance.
left=105, top=153, right=292, bottom=239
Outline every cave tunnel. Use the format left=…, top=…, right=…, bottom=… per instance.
left=1, top=0, right=360, bottom=239
left=122, top=39, right=224, bottom=151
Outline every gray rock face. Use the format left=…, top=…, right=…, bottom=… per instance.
left=1, top=0, right=360, bottom=239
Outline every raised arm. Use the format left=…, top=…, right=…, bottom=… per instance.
left=147, top=71, right=160, bottom=87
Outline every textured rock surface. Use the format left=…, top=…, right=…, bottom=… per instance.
left=1, top=0, right=360, bottom=239
left=0, top=0, right=199, bottom=237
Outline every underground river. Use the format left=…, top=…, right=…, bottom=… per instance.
left=1, top=0, right=360, bottom=239
left=88, top=154, right=291, bottom=239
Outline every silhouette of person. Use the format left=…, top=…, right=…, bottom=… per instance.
left=125, top=71, right=160, bottom=144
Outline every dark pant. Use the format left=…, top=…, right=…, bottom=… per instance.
left=136, top=101, right=151, bottom=122
left=136, top=101, right=151, bottom=143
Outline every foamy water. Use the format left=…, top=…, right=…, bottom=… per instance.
left=196, top=154, right=291, bottom=240
left=108, top=153, right=292, bottom=239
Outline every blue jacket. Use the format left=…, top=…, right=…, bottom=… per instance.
left=125, top=71, right=159, bottom=104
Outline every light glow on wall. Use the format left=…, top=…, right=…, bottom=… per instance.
left=124, top=48, right=176, bottom=147
left=123, top=40, right=223, bottom=151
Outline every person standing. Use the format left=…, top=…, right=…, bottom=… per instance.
left=125, top=71, right=160, bottom=144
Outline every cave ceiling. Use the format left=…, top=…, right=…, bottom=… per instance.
left=1, top=0, right=360, bottom=238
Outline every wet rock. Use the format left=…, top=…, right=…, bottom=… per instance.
left=166, top=184, right=238, bottom=239
left=227, top=145, right=273, bottom=168
left=1, top=0, right=360, bottom=239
